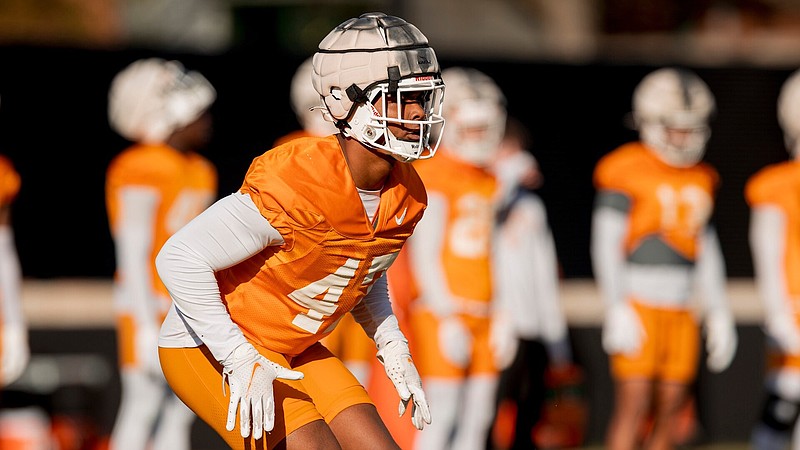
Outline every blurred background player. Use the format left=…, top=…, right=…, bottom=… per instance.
left=591, top=67, right=738, bottom=450
left=0, top=96, right=40, bottom=450
left=747, top=68, right=800, bottom=450
left=106, top=58, right=217, bottom=450
left=490, top=116, right=585, bottom=450
left=401, top=66, right=511, bottom=450
left=155, top=12, right=442, bottom=449
left=0, top=143, right=26, bottom=391
left=275, top=56, right=373, bottom=386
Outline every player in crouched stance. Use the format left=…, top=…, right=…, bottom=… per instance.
left=155, top=13, right=445, bottom=450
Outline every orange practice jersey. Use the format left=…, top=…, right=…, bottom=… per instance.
left=0, top=156, right=20, bottom=208
left=218, top=135, right=427, bottom=356
left=106, top=143, right=217, bottom=302
left=409, top=150, right=497, bottom=305
left=594, top=142, right=718, bottom=261
left=746, top=161, right=800, bottom=297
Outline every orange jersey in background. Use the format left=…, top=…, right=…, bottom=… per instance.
left=106, top=143, right=217, bottom=301
left=411, top=150, right=497, bottom=306
left=594, top=142, right=717, bottom=261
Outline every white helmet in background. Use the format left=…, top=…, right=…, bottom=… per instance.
left=633, top=67, right=715, bottom=168
left=290, top=57, right=338, bottom=137
left=312, top=12, right=445, bottom=162
left=441, top=67, right=506, bottom=167
left=108, top=58, right=216, bottom=143
left=778, top=69, right=800, bottom=158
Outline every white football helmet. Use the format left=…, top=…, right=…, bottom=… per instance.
left=778, top=69, right=800, bottom=159
left=290, top=57, right=338, bottom=137
left=108, top=58, right=216, bottom=143
left=441, top=67, right=507, bottom=167
left=312, top=12, right=445, bottom=162
left=633, top=68, right=715, bottom=168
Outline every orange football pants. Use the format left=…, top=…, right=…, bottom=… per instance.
left=610, top=300, right=700, bottom=383
left=159, top=341, right=372, bottom=450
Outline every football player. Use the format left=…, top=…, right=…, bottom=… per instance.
left=106, top=58, right=217, bottom=450
left=155, top=12, right=444, bottom=450
left=591, top=67, right=737, bottom=450
left=490, top=116, right=584, bottom=449
left=748, top=68, right=800, bottom=450
left=400, top=67, right=509, bottom=450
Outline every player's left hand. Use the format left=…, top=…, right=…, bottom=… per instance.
left=377, top=340, right=432, bottom=430
left=705, top=310, right=737, bottom=372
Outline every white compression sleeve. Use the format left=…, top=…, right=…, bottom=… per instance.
left=0, top=225, right=22, bottom=327
left=590, top=205, right=629, bottom=308
left=695, top=226, right=731, bottom=315
left=156, top=192, right=285, bottom=363
left=115, top=187, right=160, bottom=328
left=349, top=276, right=405, bottom=348
left=750, top=206, right=793, bottom=318
left=408, top=193, right=457, bottom=316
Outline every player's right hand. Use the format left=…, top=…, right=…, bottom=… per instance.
left=437, top=316, right=472, bottom=368
left=1, top=325, right=28, bottom=386
left=602, top=303, right=645, bottom=356
left=222, top=343, right=304, bottom=439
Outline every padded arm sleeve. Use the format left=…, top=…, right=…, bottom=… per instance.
left=156, top=192, right=285, bottom=363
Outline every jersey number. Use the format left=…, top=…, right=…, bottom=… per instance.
left=655, top=184, right=712, bottom=236
left=288, top=253, right=397, bottom=334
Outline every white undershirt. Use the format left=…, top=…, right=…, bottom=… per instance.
left=357, top=187, right=381, bottom=223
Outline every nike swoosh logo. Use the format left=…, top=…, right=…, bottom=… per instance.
left=395, top=207, right=408, bottom=225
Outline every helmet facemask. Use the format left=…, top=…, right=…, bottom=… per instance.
left=342, top=75, right=445, bottom=162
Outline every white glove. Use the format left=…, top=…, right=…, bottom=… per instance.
left=222, top=343, right=304, bottom=439
left=136, top=323, right=162, bottom=377
left=377, top=340, right=432, bottom=430
left=1, top=325, right=28, bottom=386
left=765, top=313, right=800, bottom=355
left=489, top=314, right=518, bottom=370
left=602, top=302, right=645, bottom=355
left=705, top=310, right=737, bottom=373
left=437, top=316, right=472, bottom=368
